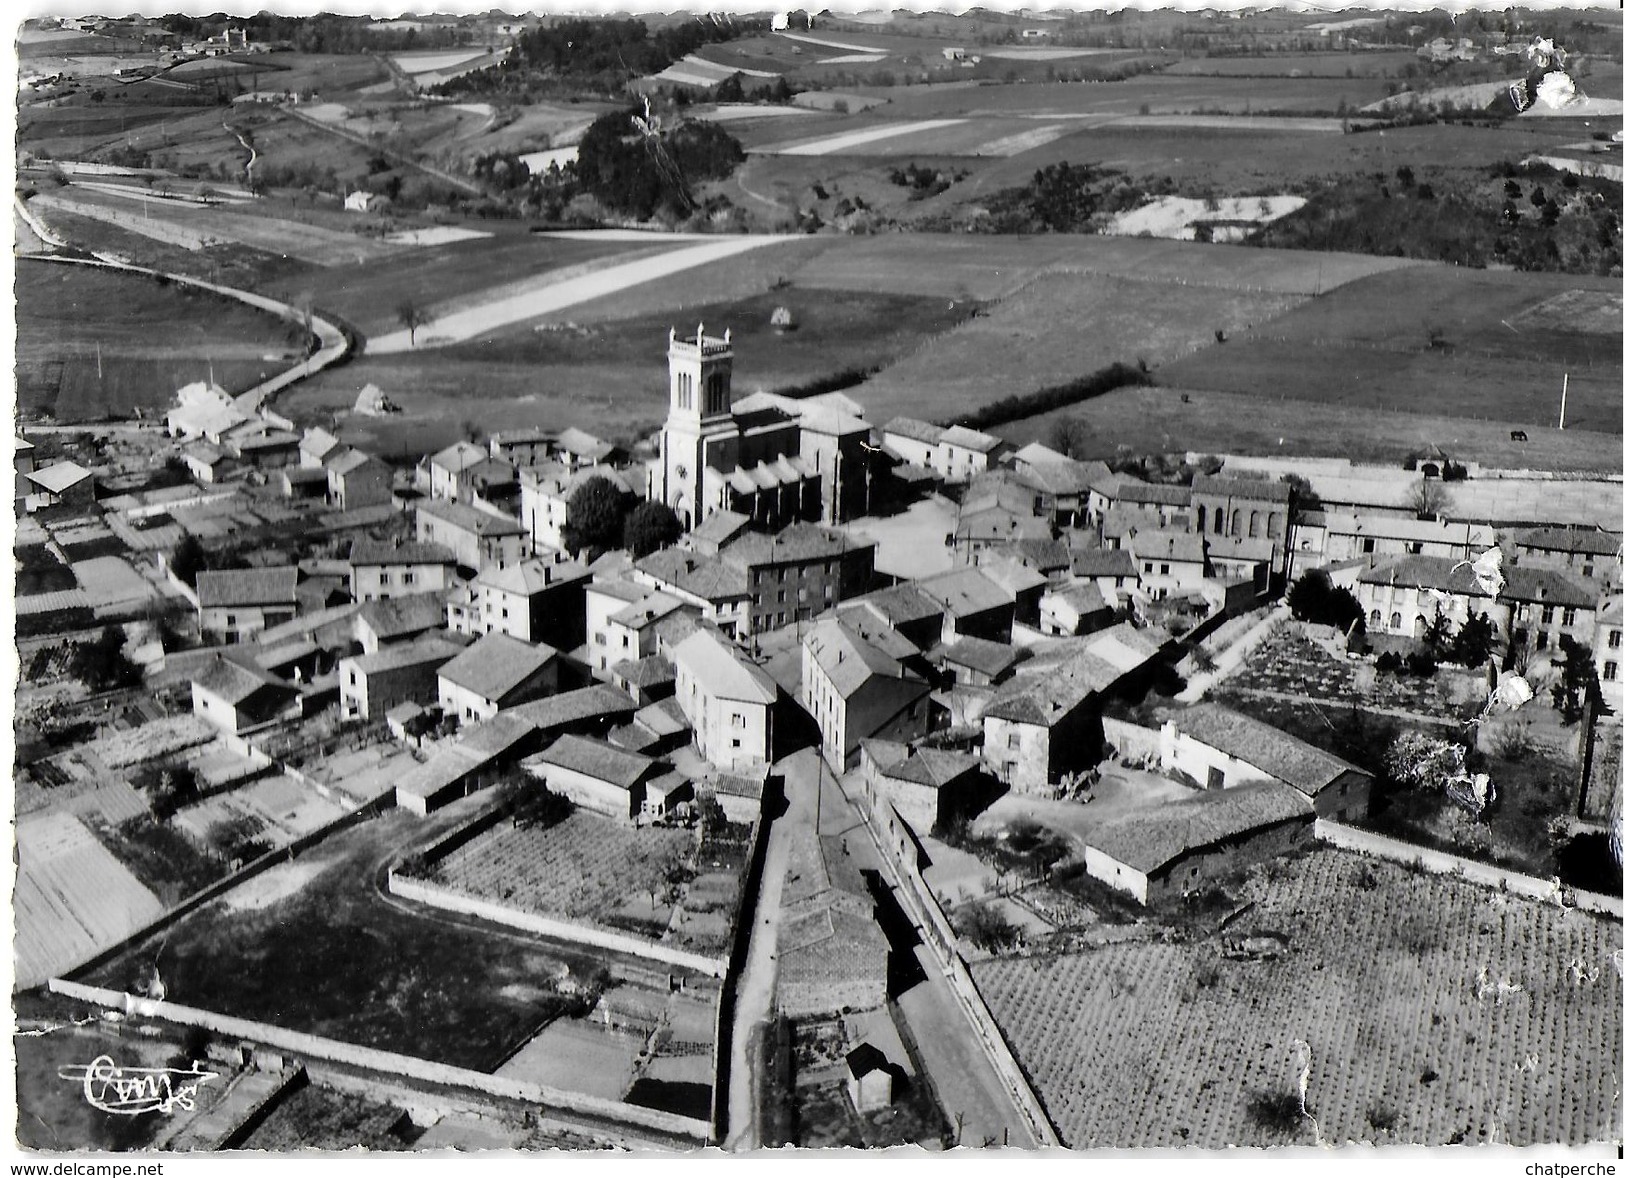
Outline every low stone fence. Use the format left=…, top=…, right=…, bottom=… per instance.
left=47, top=978, right=711, bottom=1147
left=387, top=873, right=726, bottom=979
left=1315, top=819, right=1623, bottom=918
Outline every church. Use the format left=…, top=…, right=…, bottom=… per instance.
left=648, top=325, right=874, bottom=530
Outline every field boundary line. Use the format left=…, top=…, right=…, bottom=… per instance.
left=387, top=871, right=728, bottom=978
left=45, top=977, right=713, bottom=1146
left=1315, top=819, right=1624, bottom=918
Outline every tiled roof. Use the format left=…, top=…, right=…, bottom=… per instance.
left=979, top=552, right=1053, bottom=594
left=1204, top=534, right=1277, bottom=564
left=554, top=427, right=619, bottom=461
left=843, top=584, right=941, bottom=628
left=1071, top=548, right=1139, bottom=579
left=983, top=651, right=1114, bottom=725
left=190, top=652, right=289, bottom=705
left=1191, top=473, right=1293, bottom=503
left=195, top=566, right=299, bottom=608
left=1086, top=782, right=1313, bottom=873
left=1173, top=702, right=1370, bottom=796
left=720, top=522, right=871, bottom=569
left=300, top=427, right=340, bottom=459
left=1501, top=566, right=1602, bottom=610
left=1114, top=480, right=1193, bottom=507
left=940, top=636, right=1028, bottom=679
left=637, top=696, right=691, bottom=738
left=431, top=440, right=488, bottom=473
left=355, top=592, right=447, bottom=639
left=536, top=733, right=658, bottom=790
left=673, top=629, right=777, bottom=705
left=805, top=619, right=910, bottom=697
left=347, top=637, right=463, bottom=676
left=940, top=424, right=1003, bottom=454
left=612, top=654, right=676, bottom=688
left=1045, top=581, right=1110, bottom=614
left=831, top=601, right=923, bottom=661
left=437, top=632, right=557, bottom=701
left=349, top=540, right=456, bottom=567
left=1130, top=530, right=1208, bottom=566
left=882, top=417, right=943, bottom=445
left=1357, top=554, right=1485, bottom=596
left=416, top=498, right=527, bottom=537
left=871, top=743, right=980, bottom=789
left=506, top=684, right=636, bottom=731
left=326, top=448, right=378, bottom=477
left=636, top=548, right=750, bottom=601
left=1325, top=512, right=1492, bottom=546
left=26, top=461, right=94, bottom=494
left=1515, top=527, right=1623, bottom=558
left=917, top=567, right=1013, bottom=617
left=477, top=557, right=590, bottom=596
left=690, top=509, right=752, bottom=547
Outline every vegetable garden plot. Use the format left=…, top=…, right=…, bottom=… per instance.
left=973, top=848, right=1622, bottom=1147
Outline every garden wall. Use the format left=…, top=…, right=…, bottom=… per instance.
left=1101, top=717, right=1162, bottom=765
left=46, top=978, right=711, bottom=1146
left=387, top=872, right=726, bottom=978
left=1315, top=819, right=1623, bottom=918
left=859, top=794, right=1059, bottom=1147
left=711, top=800, right=773, bottom=1142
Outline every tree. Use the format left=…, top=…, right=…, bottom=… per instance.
left=1552, top=635, right=1598, bottom=724
left=1407, top=478, right=1453, bottom=520
left=1278, top=472, right=1322, bottom=511
left=562, top=475, right=630, bottom=556
left=1449, top=609, right=1496, bottom=667
left=68, top=627, right=142, bottom=693
left=959, top=901, right=1019, bottom=953
left=622, top=501, right=682, bottom=557
left=714, top=71, right=745, bottom=103
left=1286, top=569, right=1362, bottom=630
left=396, top=299, right=425, bottom=347
left=1420, top=607, right=1453, bottom=658
left=1047, top=414, right=1091, bottom=458
left=1383, top=731, right=1465, bottom=792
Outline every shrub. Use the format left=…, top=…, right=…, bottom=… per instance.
left=1405, top=650, right=1437, bottom=678
left=1287, top=569, right=1362, bottom=629
left=959, top=901, right=1019, bottom=953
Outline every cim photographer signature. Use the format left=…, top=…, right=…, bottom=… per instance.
left=58, top=1056, right=220, bottom=1116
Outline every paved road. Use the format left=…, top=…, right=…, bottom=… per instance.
left=818, top=766, right=1040, bottom=1149
left=723, top=746, right=817, bottom=1150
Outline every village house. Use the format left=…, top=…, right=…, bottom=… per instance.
left=280, top=466, right=328, bottom=501
left=938, top=635, right=1028, bottom=687
left=505, top=683, right=639, bottom=747
left=1595, top=595, right=1623, bottom=708
left=530, top=734, right=688, bottom=824
left=1005, top=443, right=1114, bottom=527
left=520, top=464, right=637, bottom=551
left=1082, top=782, right=1316, bottom=905
left=648, top=327, right=872, bottom=529
left=914, top=566, right=1018, bottom=643
left=1159, top=702, right=1374, bottom=821
left=299, top=427, right=342, bottom=468
left=587, top=581, right=680, bottom=675
left=1070, top=546, right=1140, bottom=594
left=221, top=419, right=301, bottom=470
left=1127, top=529, right=1210, bottom=601
left=325, top=448, right=393, bottom=510
left=686, top=508, right=752, bottom=557
left=610, top=654, right=677, bottom=707
left=195, top=566, right=299, bottom=642
left=352, top=593, right=450, bottom=654
left=437, top=632, right=561, bottom=723
left=428, top=440, right=515, bottom=503
left=338, top=637, right=463, bottom=721
left=190, top=652, right=302, bottom=735
left=22, top=461, right=96, bottom=511
left=1322, top=511, right=1496, bottom=565
left=554, top=426, right=625, bottom=471
left=859, top=738, right=982, bottom=834
left=879, top=417, right=1006, bottom=484
left=1513, top=527, right=1623, bottom=590
left=347, top=540, right=456, bottom=603
left=1039, top=580, right=1115, bottom=637
left=720, top=522, right=878, bottom=636
left=981, top=649, right=1118, bottom=794
left=415, top=498, right=529, bottom=572
left=802, top=618, right=933, bottom=768
left=395, top=712, right=537, bottom=815
left=977, top=554, right=1050, bottom=629
left=164, top=381, right=247, bottom=443
left=469, top=556, right=590, bottom=649
left=180, top=441, right=233, bottom=485
left=488, top=427, right=556, bottom=469
left=845, top=1044, right=895, bottom=1114
left=1111, top=481, right=1193, bottom=531
left=1190, top=473, right=1292, bottom=552
left=632, top=548, right=751, bottom=639
left=672, top=627, right=777, bottom=773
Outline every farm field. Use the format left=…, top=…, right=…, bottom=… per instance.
left=1162, top=51, right=1426, bottom=78
left=974, top=848, right=1623, bottom=1147
left=15, top=258, right=301, bottom=422
left=426, top=810, right=696, bottom=930
left=864, top=75, right=1401, bottom=118
left=999, top=384, right=1625, bottom=476
left=853, top=271, right=1304, bottom=425
left=15, top=810, right=166, bottom=989
left=79, top=803, right=607, bottom=1071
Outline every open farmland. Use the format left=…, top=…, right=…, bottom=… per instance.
left=16, top=258, right=301, bottom=421
left=1162, top=51, right=1426, bottom=78
left=79, top=803, right=606, bottom=1071
left=15, top=811, right=166, bottom=990
left=999, top=385, right=1625, bottom=476
left=1156, top=268, right=1623, bottom=436
left=974, top=848, right=1622, bottom=1148
left=853, top=272, right=1303, bottom=425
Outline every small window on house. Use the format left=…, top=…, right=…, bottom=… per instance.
left=1007, top=732, right=1019, bottom=749
left=403, top=571, right=416, bottom=585
left=731, top=712, right=745, bottom=728
left=1206, top=766, right=1225, bottom=790
left=1536, top=631, right=1549, bottom=651
left=1362, top=538, right=1375, bottom=554
left=1611, top=630, right=1623, bottom=649
left=1160, top=563, right=1170, bottom=575
left=594, top=633, right=607, bottom=646
left=732, top=738, right=742, bottom=749
left=1605, top=661, right=1619, bottom=682
left=1562, top=608, right=1577, bottom=627
left=1541, top=605, right=1556, bottom=624
left=348, top=670, right=358, bottom=686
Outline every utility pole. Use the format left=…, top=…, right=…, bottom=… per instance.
left=1559, top=372, right=1568, bottom=430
